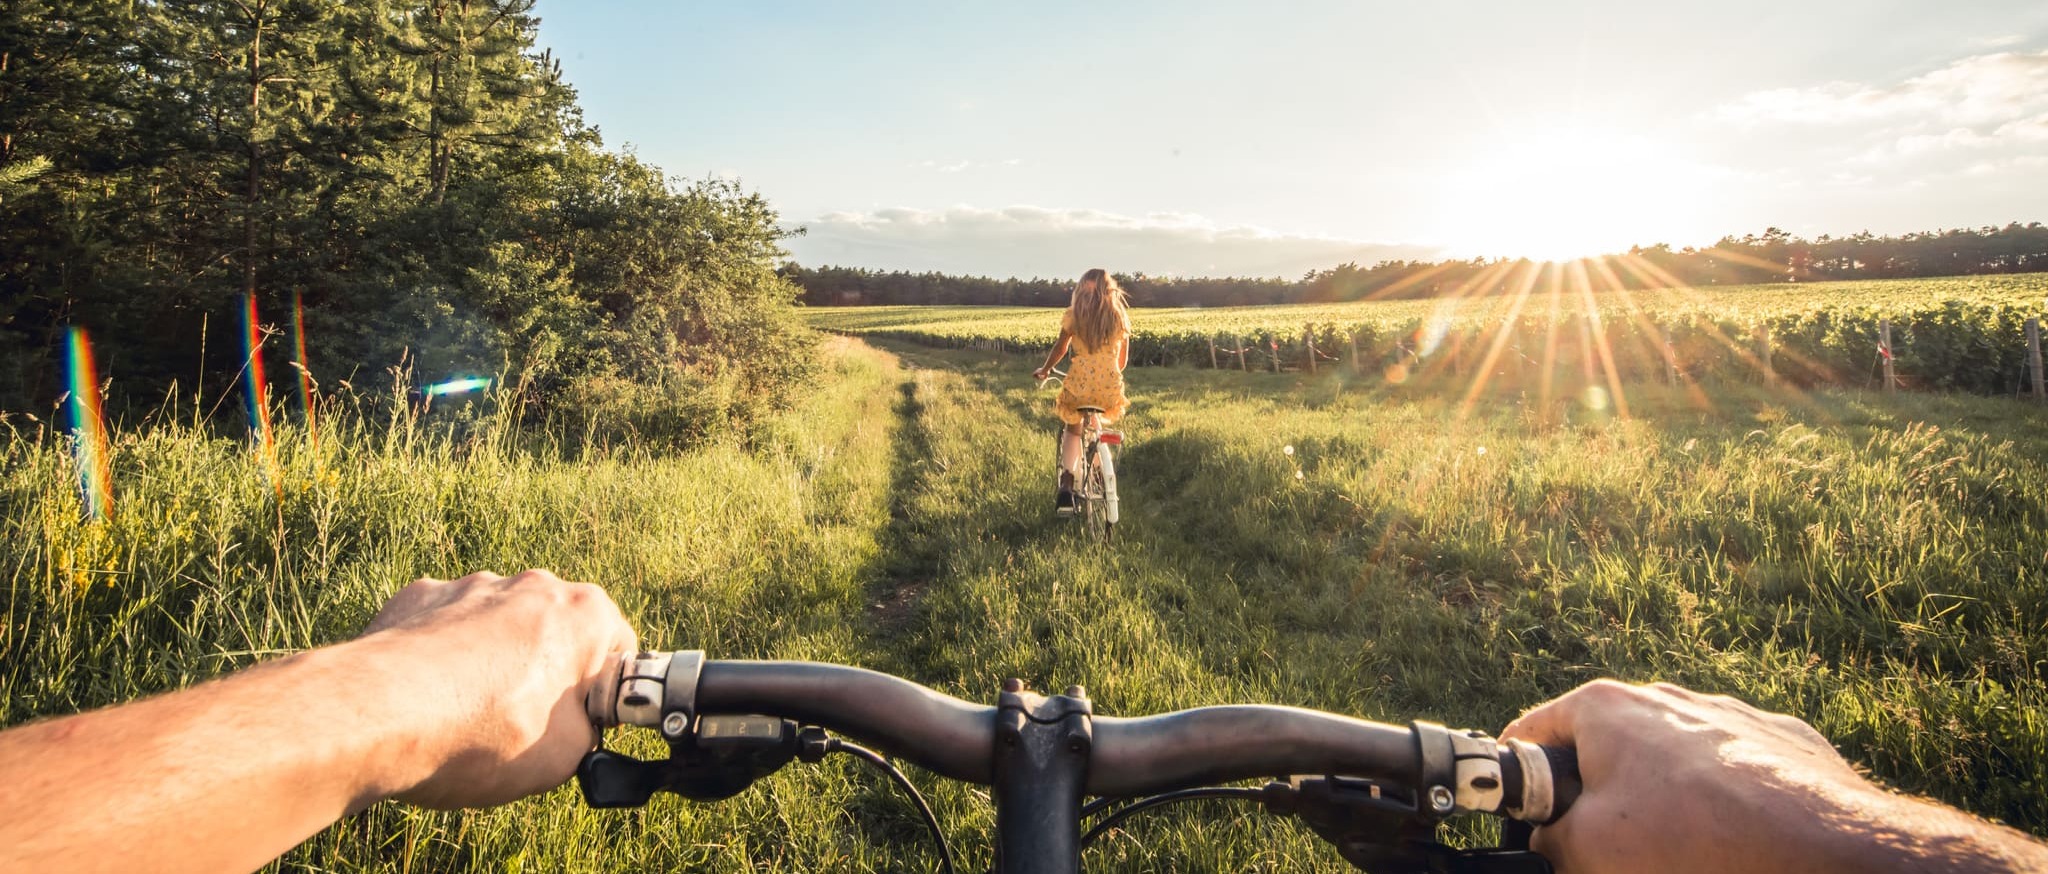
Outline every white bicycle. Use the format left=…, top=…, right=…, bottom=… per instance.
left=1037, top=369, right=1121, bottom=543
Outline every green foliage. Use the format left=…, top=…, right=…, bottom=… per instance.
left=0, top=0, right=814, bottom=440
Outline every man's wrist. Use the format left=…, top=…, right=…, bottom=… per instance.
left=303, top=633, right=462, bottom=810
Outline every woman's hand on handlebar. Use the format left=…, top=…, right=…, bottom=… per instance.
left=361, top=570, right=638, bottom=809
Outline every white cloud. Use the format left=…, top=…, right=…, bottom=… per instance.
left=1710, top=49, right=2048, bottom=196
left=784, top=205, right=1443, bottom=278
left=1714, top=50, right=2048, bottom=129
left=1974, top=35, right=2029, bottom=49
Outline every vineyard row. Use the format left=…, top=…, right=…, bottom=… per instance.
left=833, top=299, right=2048, bottom=399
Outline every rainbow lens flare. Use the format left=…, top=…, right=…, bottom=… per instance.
left=64, top=327, right=115, bottom=520
left=243, top=294, right=279, bottom=483
left=423, top=377, right=491, bottom=397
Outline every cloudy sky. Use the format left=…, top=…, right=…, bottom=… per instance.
left=533, top=1, right=2048, bottom=278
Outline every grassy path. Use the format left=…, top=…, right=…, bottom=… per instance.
left=845, top=336, right=2048, bottom=858
left=6, top=334, right=2045, bottom=871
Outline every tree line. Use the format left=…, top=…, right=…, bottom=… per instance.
left=1, top=0, right=811, bottom=436
left=786, top=222, right=2048, bottom=309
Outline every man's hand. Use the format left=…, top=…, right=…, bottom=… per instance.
left=361, top=570, right=638, bottom=808
left=0, top=568, right=638, bottom=874
left=1033, top=365, right=1050, bottom=382
left=1502, top=680, right=2047, bottom=874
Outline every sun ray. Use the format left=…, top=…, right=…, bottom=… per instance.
left=1567, top=259, right=1629, bottom=419
left=1458, top=260, right=1543, bottom=418
left=1538, top=263, right=1565, bottom=413
left=1407, top=260, right=1517, bottom=385
left=1596, top=255, right=1716, bottom=410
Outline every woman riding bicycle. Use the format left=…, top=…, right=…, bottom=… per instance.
left=1032, top=268, right=1131, bottom=515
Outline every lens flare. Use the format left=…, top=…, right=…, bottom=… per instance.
left=293, top=291, right=316, bottom=451
left=243, top=294, right=279, bottom=489
left=64, top=327, right=115, bottom=520
left=423, top=377, right=491, bottom=397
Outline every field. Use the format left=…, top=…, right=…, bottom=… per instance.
left=5, top=334, right=2047, bottom=871
left=806, top=275, right=2048, bottom=339
left=808, top=275, right=2048, bottom=396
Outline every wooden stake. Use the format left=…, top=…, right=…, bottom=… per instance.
left=1304, top=325, right=1316, bottom=374
left=1235, top=333, right=1248, bottom=371
left=1879, top=319, right=1895, bottom=393
left=1268, top=334, right=1280, bottom=372
left=1664, top=341, right=1677, bottom=387
left=1208, top=334, right=1219, bottom=370
left=2027, top=317, right=2044, bottom=404
left=1349, top=329, right=1361, bottom=374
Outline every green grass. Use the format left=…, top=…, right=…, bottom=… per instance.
left=5, top=333, right=2046, bottom=871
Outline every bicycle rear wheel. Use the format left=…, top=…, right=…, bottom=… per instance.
left=1081, top=445, right=1112, bottom=544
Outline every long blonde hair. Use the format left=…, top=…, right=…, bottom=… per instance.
left=1069, top=268, right=1130, bottom=353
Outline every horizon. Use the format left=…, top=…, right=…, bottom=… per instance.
left=532, top=1, right=2048, bottom=279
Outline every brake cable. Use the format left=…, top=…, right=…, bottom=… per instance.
left=800, top=729, right=958, bottom=874
left=1079, top=787, right=1269, bottom=848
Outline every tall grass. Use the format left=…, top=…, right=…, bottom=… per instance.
left=4, top=334, right=2044, bottom=872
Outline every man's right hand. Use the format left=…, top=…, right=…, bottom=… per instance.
left=360, top=570, right=638, bottom=809
left=1502, top=680, right=2047, bottom=874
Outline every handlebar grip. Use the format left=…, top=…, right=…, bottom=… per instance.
left=1501, top=739, right=1580, bottom=825
left=1539, top=744, right=1581, bottom=823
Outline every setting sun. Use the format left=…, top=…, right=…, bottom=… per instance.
left=1434, top=126, right=1719, bottom=262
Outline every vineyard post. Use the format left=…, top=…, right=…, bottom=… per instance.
left=1209, top=334, right=1219, bottom=370
left=2027, top=317, right=2044, bottom=404
left=1304, top=325, right=1316, bottom=374
left=1268, top=334, right=1280, bottom=373
left=1664, top=340, right=1677, bottom=387
left=1880, top=319, right=1896, bottom=393
left=1349, top=329, right=1361, bottom=375
left=1235, top=333, right=1248, bottom=371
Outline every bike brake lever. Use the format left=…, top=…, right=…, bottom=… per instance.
left=1264, top=776, right=1554, bottom=874
left=578, top=748, right=668, bottom=808
left=578, top=715, right=804, bottom=808
left=1426, top=847, right=1554, bottom=874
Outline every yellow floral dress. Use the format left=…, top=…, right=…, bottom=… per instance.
left=1055, top=309, right=1129, bottom=425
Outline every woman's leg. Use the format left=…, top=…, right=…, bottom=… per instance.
left=1059, top=423, right=1084, bottom=478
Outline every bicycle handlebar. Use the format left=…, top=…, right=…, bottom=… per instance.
left=588, top=654, right=1580, bottom=824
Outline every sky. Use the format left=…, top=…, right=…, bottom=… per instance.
left=532, top=1, right=2048, bottom=278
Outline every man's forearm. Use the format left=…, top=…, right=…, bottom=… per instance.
left=1822, top=781, right=2048, bottom=873
left=0, top=635, right=449, bottom=874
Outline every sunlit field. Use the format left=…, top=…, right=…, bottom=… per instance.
left=806, top=274, right=2048, bottom=341
left=810, top=274, right=2048, bottom=402
left=6, top=334, right=2044, bottom=871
